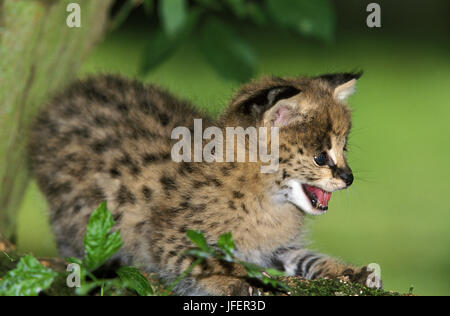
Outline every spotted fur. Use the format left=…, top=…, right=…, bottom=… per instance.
left=28, top=72, right=380, bottom=295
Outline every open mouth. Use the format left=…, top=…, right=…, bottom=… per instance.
left=302, top=184, right=332, bottom=211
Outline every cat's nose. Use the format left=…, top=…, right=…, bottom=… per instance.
left=339, top=171, right=354, bottom=187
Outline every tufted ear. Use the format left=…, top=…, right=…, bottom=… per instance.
left=238, top=86, right=300, bottom=120
left=319, top=72, right=362, bottom=101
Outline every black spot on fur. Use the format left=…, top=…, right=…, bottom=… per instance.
left=139, top=101, right=153, bottom=115
left=117, top=185, right=136, bottom=205
left=178, top=162, right=194, bottom=175
left=160, top=176, right=177, bottom=191
left=72, top=203, right=82, bottom=214
left=142, top=185, right=153, bottom=202
left=70, top=128, right=91, bottom=139
left=88, top=185, right=107, bottom=203
left=167, top=250, right=177, bottom=258
left=35, top=115, right=59, bottom=134
left=158, top=113, right=170, bottom=126
left=109, top=168, right=121, bottom=178
left=228, top=200, right=237, bottom=210
left=113, top=212, right=123, bottom=223
left=60, top=105, right=80, bottom=118
left=193, top=180, right=207, bottom=189
left=241, top=203, right=249, bottom=214
left=82, top=85, right=109, bottom=103
left=142, top=153, right=157, bottom=164
left=93, top=115, right=110, bottom=127
left=221, top=165, right=233, bottom=176
left=130, top=165, right=141, bottom=176
left=142, top=153, right=171, bottom=165
left=192, top=203, right=206, bottom=212
left=118, top=152, right=141, bottom=176
left=46, top=181, right=72, bottom=198
left=166, top=235, right=178, bottom=243
left=135, top=221, right=146, bottom=232
left=116, top=102, right=129, bottom=113
left=233, top=191, right=244, bottom=199
left=119, top=152, right=133, bottom=166
left=206, top=176, right=222, bottom=187
left=90, top=138, right=120, bottom=154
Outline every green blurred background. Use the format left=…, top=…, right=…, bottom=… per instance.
left=15, top=0, right=450, bottom=295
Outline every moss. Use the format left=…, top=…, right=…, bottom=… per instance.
left=271, top=276, right=412, bottom=296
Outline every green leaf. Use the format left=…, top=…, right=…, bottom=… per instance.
left=246, top=2, right=268, bottom=26
left=83, top=202, right=123, bottom=272
left=143, top=0, right=154, bottom=15
left=241, top=262, right=289, bottom=291
left=265, top=0, right=336, bottom=42
left=159, top=0, right=187, bottom=36
left=217, top=232, right=235, bottom=261
left=140, top=9, right=200, bottom=76
left=110, top=0, right=138, bottom=31
left=0, top=255, right=58, bottom=296
left=184, top=249, right=212, bottom=259
left=186, top=230, right=209, bottom=251
left=225, top=0, right=246, bottom=18
left=140, top=29, right=178, bottom=75
left=197, top=17, right=257, bottom=82
left=65, top=257, right=83, bottom=266
left=117, top=266, right=153, bottom=296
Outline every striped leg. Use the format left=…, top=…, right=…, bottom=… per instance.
left=273, top=248, right=382, bottom=289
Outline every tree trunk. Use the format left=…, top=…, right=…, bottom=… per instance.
left=0, top=0, right=114, bottom=241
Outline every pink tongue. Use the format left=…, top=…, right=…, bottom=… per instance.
left=305, top=185, right=332, bottom=207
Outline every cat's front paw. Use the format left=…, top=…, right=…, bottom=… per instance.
left=343, top=266, right=382, bottom=289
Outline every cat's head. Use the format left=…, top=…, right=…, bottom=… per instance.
left=224, top=72, right=361, bottom=215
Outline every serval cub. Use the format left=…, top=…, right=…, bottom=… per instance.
left=28, top=72, right=382, bottom=295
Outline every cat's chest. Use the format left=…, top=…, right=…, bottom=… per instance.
left=232, top=201, right=303, bottom=266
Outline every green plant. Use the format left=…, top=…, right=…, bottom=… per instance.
left=0, top=202, right=153, bottom=296
left=65, top=202, right=153, bottom=296
left=112, top=0, right=336, bottom=82
left=0, top=255, right=58, bottom=296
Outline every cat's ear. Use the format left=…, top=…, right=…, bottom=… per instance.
left=262, top=102, right=293, bottom=127
left=319, top=72, right=362, bottom=101
left=238, top=85, right=300, bottom=125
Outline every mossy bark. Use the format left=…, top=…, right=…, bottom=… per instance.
left=0, top=0, right=113, bottom=240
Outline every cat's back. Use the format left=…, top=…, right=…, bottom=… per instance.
left=27, top=75, right=208, bottom=257
left=29, top=74, right=205, bottom=178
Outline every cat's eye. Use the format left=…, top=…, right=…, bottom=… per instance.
left=314, top=152, right=328, bottom=166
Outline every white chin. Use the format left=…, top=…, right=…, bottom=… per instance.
left=285, top=179, right=327, bottom=216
